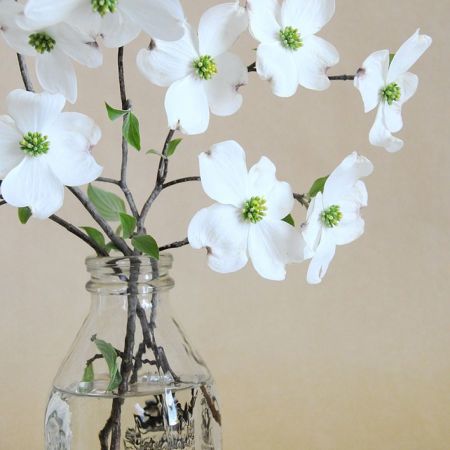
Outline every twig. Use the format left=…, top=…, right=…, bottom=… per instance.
left=138, top=129, right=176, bottom=233
left=117, top=47, right=140, bottom=220
left=162, top=176, right=200, bottom=190
left=17, top=54, right=34, bottom=91
left=200, top=385, right=222, bottom=426
left=96, top=177, right=121, bottom=186
left=50, top=215, right=109, bottom=256
left=0, top=200, right=6, bottom=207
left=68, top=186, right=132, bottom=255
left=159, top=238, right=189, bottom=252
left=293, top=193, right=310, bottom=208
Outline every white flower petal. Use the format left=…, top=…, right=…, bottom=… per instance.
left=247, top=156, right=294, bottom=220
left=306, top=228, right=336, bottom=284
left=46, top=131, right=102, bottom=186
left=302, top=192, right=324, bottom=257
left=388, top=29, right=432, bottom=83
left=354, top=49, right=389, bottom=112
left=369, top=105, right=404, bottom=152
left=188, top=204, right=249, bottom=274
left=246, top=0, right=281, bottom=43
left=382, top=101, right=403, bottom=133
left=198, top=140, right=248, bottom=207
left=205, top=52, right=248, bottom=116
left=49, top=112, right=101, bottom=146
left=98, top=8, right=141, bottom=48
left=6, top=89, right=65, bottom=134
left=120, top=0, right=185, bottom=41
left=36, top=50, right=77, bottom=103
left=396, top=71, right=419, bottom=105
left=1, top=156, right=64, bottom=219
left=136, top=30, right=198, bottom=87
left=165, top=75, right=209, bottom=135
left=334, top=216, right=365, bottom=246
left=53, top=23, right=102, bottom=68
left=24, top=0, right=82, bottom=27
left=281, top=0, right=335, bottom=36
left=0, top=8, right=36, bottom=56
left=256, top=42, right=298, bottom=97
left=248, top=219, right=305, bottom=281
left=295, top=35, right=339, bottom=91
left=198, top=2, right=248, bottom=57
left=323, top=152, right=373, bottom=206
left=0, top=115, right=23, bottom=177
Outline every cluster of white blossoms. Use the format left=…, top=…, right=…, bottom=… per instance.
left=0, top=0, right=431, bottom=284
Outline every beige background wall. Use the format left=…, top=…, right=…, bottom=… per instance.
left=0, top=0, right=449, bottom=448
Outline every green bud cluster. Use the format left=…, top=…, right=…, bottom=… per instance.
left=279, top=26, right=303, bottom=50
left=381, top=82, right=401, bottom=105
left=321, top=205, right=343, bottom=228
left=20, top=132, right=50, bottom=157
left=91, top=0, right=118, bottom=16
left=242, top=196, right=267, bottom=223
left=28, top=32, right=56, bottom=54
left=193, top=55, right=218, bottom=80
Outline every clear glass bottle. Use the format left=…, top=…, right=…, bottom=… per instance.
left=45, top=255, right=221, bottom=450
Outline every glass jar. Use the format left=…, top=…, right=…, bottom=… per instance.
left=45, top=255, right=222, bottom=450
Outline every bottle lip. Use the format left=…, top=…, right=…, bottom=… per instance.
left=85, top=253, right=173, bottom=272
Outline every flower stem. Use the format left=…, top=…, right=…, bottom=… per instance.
left=16, top=54, right=34, bottom=92
left=162, top=176, right=200, bottom=190
left=159, top=238, right=189, bottom=252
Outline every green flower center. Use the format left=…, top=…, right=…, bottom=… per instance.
left=279, top=26, right=303, bottom=50
left=321, top=205, right=342, bottom=228
left=28, top=32, right=56, bottom=54
left=193, top=55, right=218, bottom=80
left=381, top=82, right=401, bottom=105
left=242, top=196, right=267, bottom=223
left=91, top=0, right=118, bottom=16
left=20, top=132, right=50, bottom=157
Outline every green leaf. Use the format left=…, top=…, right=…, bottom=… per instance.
left=80, top=226, right=106, bottom=248
left=94, top=339, right=122, bottom=392
left=87, top=184, right=126, bottom=221
left=119, top=213, right=137, bottom=239
left=146, top=149, right=167, bottom=159
left=18, top=207, right=32, bottom=224
left=82, top=363, right=94, bottom=383
left=308, top=175, right=329, bottom=198
left=105, top=102, right=128, bottom=121
left=282, top=214, right=295, bottom=227
left=132, top=235, right=160, bottom=260
left=389, top=53, right=395, bottom=65
left=122, top=112, right=141, bottom=151
left=166, top=138, right=182, bottom=157
left=105, top=242, right=119, bottom=253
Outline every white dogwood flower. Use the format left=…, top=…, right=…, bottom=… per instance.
left=302, top=152, right=373, bottom=284
left=354, top=29, right=432, bottom=152
left=1, top=1, right=102, bottom=103
left=188, top=140, right=305, bottom=281
left=0, top=90, right=103, bottom=219
left=22, top=0, right=186, bottom=47
left=137, top=2, right=248, bottom=135
left=246, top=0, right=339, bottom=97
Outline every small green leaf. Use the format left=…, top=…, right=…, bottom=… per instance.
left=122, top=112, right=141, bottom=151
left=105, top=102, right=128, bottom=121
left=146, top=149, right=167, bottom=159
left=308, top=175, right=329, bottom=198
left=119, top=213, right=137, bottom=239
left=105, top=242, right=119, bottom=253
left=282, top=214, right=295, bottom=227
left=132, top=235, right=160, bottom=259
left=18, top=207, right=32, bottom=224
left=94, top=339, right=122, bottom=392
left=389, top=53, right=395, bottom=65
left=87, top=184, right=126, bottom=222
left=82, top=363, right=94, bottom=383
left=166, top=138, right=182, bottom=157
left=80, top=226, right=106, bottom=248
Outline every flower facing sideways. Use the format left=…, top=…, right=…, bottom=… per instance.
left=302, top=152, right=374, bottom=284
left=137, top=2, right=249, bottom=135
left=188, top=140, right=305, bottom=281
left=22, top=0, right=186, bottom=47
left=354, top=29, right=432, bottom=152
left=246, top=0, right=339, bottom=97
left=0, top=90, right=102, bottom=219
left=0, top=0, right=102, bottom=103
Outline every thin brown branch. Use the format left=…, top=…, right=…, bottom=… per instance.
left=96, top=177, right=121, bottom=186
left=159, top=238, right=189, bottom=252
left=293, top=192, right=310, bottom=208
left=50, top=214, right=109, bottom=256
left=17, top=54, right=34, bottom=91
left=162, top=176, right=200, bottom=190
